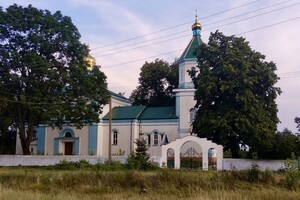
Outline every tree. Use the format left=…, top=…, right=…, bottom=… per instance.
left=127, top=138, right=152, bottom=170
left=295, top=117, right=300, bottom=133
left=0, top=5, right=109, bottom=155
left=130, top=59, right=178, bottom=107
left=191, top=31, right=281, bottom=158
left=267, top=129, right=300, bottom=159
left=0, top=107, right=16, bottom=154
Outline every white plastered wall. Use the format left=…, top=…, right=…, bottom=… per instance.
left=161, top=136, right=223, bottom=170
left=173, top=88, right=196, bottom=137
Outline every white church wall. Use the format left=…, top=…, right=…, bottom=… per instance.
left=178, top=59, right=197, bottom=89
left=100, top=120, right=136, bottom=157
left=174, top=88, right=196, bottom=136
left=45, top=126, right=90, bottom=155
left=140, top=120, right=179, bottom=157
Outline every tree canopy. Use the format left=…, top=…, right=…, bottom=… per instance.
left=191, top=31, right=281, bottom=158
left=130, top=59, right=178, bottom=107
left=0, top=4, right=109, bottom=154
left=295, top=117, right=300, bottom=133
left=268, top=129, right=300, bottom=159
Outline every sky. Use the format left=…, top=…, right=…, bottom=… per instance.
left=2, top=0, right=300, bottom=133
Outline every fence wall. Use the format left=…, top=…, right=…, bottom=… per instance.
left=0, top=156, right=287, bottom=171
left=0, top=155, right=127, bottom=166
left=222, top=158, right=286, bottom=171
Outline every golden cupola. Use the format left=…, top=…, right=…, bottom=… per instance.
left=84, top=55, right=96, bottom=71
left=191, top=15, right=202, bottom=36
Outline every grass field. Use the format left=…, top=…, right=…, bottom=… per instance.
left=0, top=165, right=299, bottom=200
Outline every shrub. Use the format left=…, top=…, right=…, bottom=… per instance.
left=247, top=162, right=260, bottom=182
left=285, top=171, right=300, bottom=190
left=126, top=138, right=152, bottom=170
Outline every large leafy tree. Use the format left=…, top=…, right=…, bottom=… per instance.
left=130, top=59, right=178, bottom=107
left=0, top=5, right=109, bottom=155
left=267, top=129, right=300, bottom=159
left=295, top=117, right=300, bottom=133
left=191, top=31, right=281, bottom=158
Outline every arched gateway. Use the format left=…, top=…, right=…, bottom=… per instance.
left=161, top=136, right=223, bottom=170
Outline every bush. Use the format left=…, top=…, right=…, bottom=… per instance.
left=247, top=162, right=260, bottom=182
left=285, top=171, right=300, bottom=190
left=54, top=159, right=91, bottom=170
left=93, top=160, right=126, bottom=171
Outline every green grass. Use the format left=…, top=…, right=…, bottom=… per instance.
left=0, top=167, right=299, bottom=200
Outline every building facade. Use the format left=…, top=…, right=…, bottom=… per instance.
left=15, top=17, right=223, bottom=170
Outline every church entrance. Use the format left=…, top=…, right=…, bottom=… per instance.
left=64, top=142, right=73, bottom=155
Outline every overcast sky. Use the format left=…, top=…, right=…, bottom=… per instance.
left=2, top=0, right=300, bottom=133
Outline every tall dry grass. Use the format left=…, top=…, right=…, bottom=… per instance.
left=0, top=167, right=299, bottom=200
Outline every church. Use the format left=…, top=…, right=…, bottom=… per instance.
left=15, top=16, right=223, bottom=170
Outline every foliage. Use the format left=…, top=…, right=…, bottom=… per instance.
left=130, top=59, right=178, bottom=107
left=126, top=138, right=153, bottom=170
left=295, top=117, right=300, bottom=132
left=0, top=123, right=16, bottom=154
left=52, top=159, right=126, bottom=171
left=284, top=156, right=300, bottom=190
left=53, top=159, right=92, bottom=170
left=0, top=4, right=109, bottom=154
left=267, top=129, right=300, bottom=159
left=247, top=162, right=260, bottom=182
left=191, top=31, right=281, bottom=158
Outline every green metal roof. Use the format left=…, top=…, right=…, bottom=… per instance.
left=139, top=107, right=178, bottom=120
left=179, top=35, right=203, bottom=61
left=103, top=106, right=145, bottom=120
left=102, top=106, right=178, bottom=120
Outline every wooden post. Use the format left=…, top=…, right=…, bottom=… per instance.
left=108, top=96, right=112, bottom=163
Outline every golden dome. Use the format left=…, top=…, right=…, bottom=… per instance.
left=191, top=15, right=202, bottom=30
left=84, top=55, right=96, bottom=70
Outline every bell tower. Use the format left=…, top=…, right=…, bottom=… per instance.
left=174, top=15, right=203, bottom=137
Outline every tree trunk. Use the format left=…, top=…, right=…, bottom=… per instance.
left=21, top=139, right=31, bottom=155
left=228, top=136, right=240, bottom=158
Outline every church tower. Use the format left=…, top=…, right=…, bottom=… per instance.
left=174, top=15, right=203, bottom=137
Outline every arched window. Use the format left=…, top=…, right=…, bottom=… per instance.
left=65, top=131, right=72, bottom=138
left=59, top=128, right=75, bottom=138
left=112, top=129, right=118, bottom=145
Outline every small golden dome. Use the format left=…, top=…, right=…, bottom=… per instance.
left=84, top=55, right=96, bottom=70
left=191, top=15, right=202, bottom=30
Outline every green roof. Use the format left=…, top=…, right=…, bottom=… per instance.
left=103, top=106, right=145, bottom=120
left=102, top=106, right=178, bottom=120
left=139, top=107, right=177, bottom=120
left=179, top=35, right=203, bottom=61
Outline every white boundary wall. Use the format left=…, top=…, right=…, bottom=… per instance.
left=0, top=156, right=287, bottom=171
left=223, top=158, right=286, bottom=171
left=0, top=155, right=127, bottom=166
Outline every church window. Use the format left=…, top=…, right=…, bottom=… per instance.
left=147, top=134, right=151, bottom=146
left=65, top=131, right=72, bottom=138
left=153, top=131, right=159, bottom=146
left=112, top=130, right=118, bottom=145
